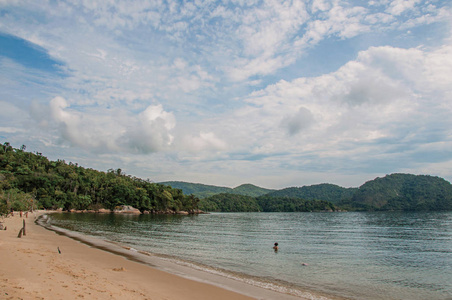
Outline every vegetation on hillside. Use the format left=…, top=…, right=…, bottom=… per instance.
left=257, top=196, right=336, bottom=212
left=0, top=143, right=200, bottom=216
left=159, top=181, right=231, bottom=198
left=2, top=143, right=451, bottom=215
left=231, top=184, right=275, bottom=197
left=340, top=173, right=452, bottom=211
left=199, top=193, right=336, bottom=212
left=195, top=175, right=452, bottom=212
left=199, top=193, right=261, bottom=212
left=264, top=184, right=357, bottom=204
left=160, top=181, right=274, bottom=198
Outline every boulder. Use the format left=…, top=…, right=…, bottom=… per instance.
left=113, top=205, right=141, bottom=214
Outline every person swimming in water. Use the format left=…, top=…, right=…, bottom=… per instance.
left=273, top=242, right=279, bottom=251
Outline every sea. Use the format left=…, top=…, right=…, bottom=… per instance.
left=46, top=211, right=452, bottom=300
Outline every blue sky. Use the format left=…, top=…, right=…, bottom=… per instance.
left=1, top=0, right=451, bottom=189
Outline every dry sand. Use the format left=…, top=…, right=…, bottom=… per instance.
left=0, top=211, right=310, bottom=300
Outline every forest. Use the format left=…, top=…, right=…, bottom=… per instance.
left=340, top=173, right=452, bottom=211
left=171, top=175, right=452, bottom=212
left=160, top=181, right=274, bottom=198
left=2, top=143, right=452, bottom=215
left=0, top=143, right=199, bottom=216
left=199, top=193, right=337, bottom=212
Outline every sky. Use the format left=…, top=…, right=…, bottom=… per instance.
left=0, top=0, right=451, bottom=189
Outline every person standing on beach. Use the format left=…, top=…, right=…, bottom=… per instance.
left=273, top=242, right=279, bottom=252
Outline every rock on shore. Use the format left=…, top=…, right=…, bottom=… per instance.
left=112, top=205, right=141, bottom=214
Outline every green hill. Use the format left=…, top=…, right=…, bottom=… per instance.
left=343, top=173, right=452, bottom=211
left=264, top=183, right=357, bottom=204
left=163, top=175, right=452, bottom=212
left=0, top=144, right=200, bottom=215
left=3, top=142, right=451, bottom=213
left=159, top=181, right=232, bottom=198
left=160, top=181, right=273, bottom=198
left=231, top=184, right=275, bottom=197
left=199, top=193, right=335, bottom=212
left=199, top=193, right=261, bottom=212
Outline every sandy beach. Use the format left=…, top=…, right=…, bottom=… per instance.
left=0, top=211, right=308, bottom=300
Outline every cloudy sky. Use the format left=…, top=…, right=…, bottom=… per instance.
left=1, top=0, right=451, bottom=189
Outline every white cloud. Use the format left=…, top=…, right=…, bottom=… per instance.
left=32, top=97, right=176, bottom=154
left=1, top=0, right=449, bottom=88
left=180, top=131, right=227, bottom=154
left=0, top=127, right=25, bottom=133
left=311, top=0, right=331, bottom=13
left=387, top=0, right=420, bottom=16
left=124, top=104, right=176, bottom=153
left=0, top=100, right=26, bottom=119
left=281, top=107, right=315, bottom=136
left=365, top=13, right=395, bottom=24
left=223, top=44, right=452, bottom=170
left=1, top=0, right=451, bottom=187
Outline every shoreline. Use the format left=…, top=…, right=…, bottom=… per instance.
left=0, top=211, right=317, bottom=300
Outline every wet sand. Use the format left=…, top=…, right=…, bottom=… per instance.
left=0, top=211, right=308, bottom=300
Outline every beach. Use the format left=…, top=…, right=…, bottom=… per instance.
left=0, top=212, right=307, bottom=300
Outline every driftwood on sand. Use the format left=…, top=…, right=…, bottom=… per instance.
left=17, top=219, right=26, bottom=238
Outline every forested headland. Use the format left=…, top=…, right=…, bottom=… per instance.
left=198, top=193, right=336, bottom=212
left=2, top=143, right=452, bottom=215
left=0, top=143, right=200, bottom=216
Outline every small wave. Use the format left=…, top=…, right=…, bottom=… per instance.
left=41, top=213, right=339, bottom=300
left=134, top=249, right=332, bottom=300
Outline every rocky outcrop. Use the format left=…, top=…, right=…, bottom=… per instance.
left=113, top=205, right=141, bottom=214
left=65, top=206, right=205, bottom=215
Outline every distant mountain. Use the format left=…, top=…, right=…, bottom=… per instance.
left=264, top=183, right=357, bottom=204
left=159, top=181, right=231, bottom=198
left=3, top=142, right=450, bottom=214
left=199, top=192, right=336, bottom=212
left=199, top=193, right=261, bottom=212
left=162, top=173, right=452, bottom=212
left=159, top=181, right=273, bottom=199
left=345, top=173, right=452, bottom=211
left=231, top=184, right=275, bottom=197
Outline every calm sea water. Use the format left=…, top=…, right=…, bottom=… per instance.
left=48, top=212, right=452, bottom=300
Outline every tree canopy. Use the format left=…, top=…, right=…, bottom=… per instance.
left=2, top=143, right=451, bottom=215
left=264, top=183, right=357, bottom=204
left=0, top=143, right=200, bottom=216
left=160, top=181, right=274, bottom=198
left=199, top=193, right=336, bottom=212
left=341, top=173, right=452, bottom=211
left=194, top=174, right=452, bottom=212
